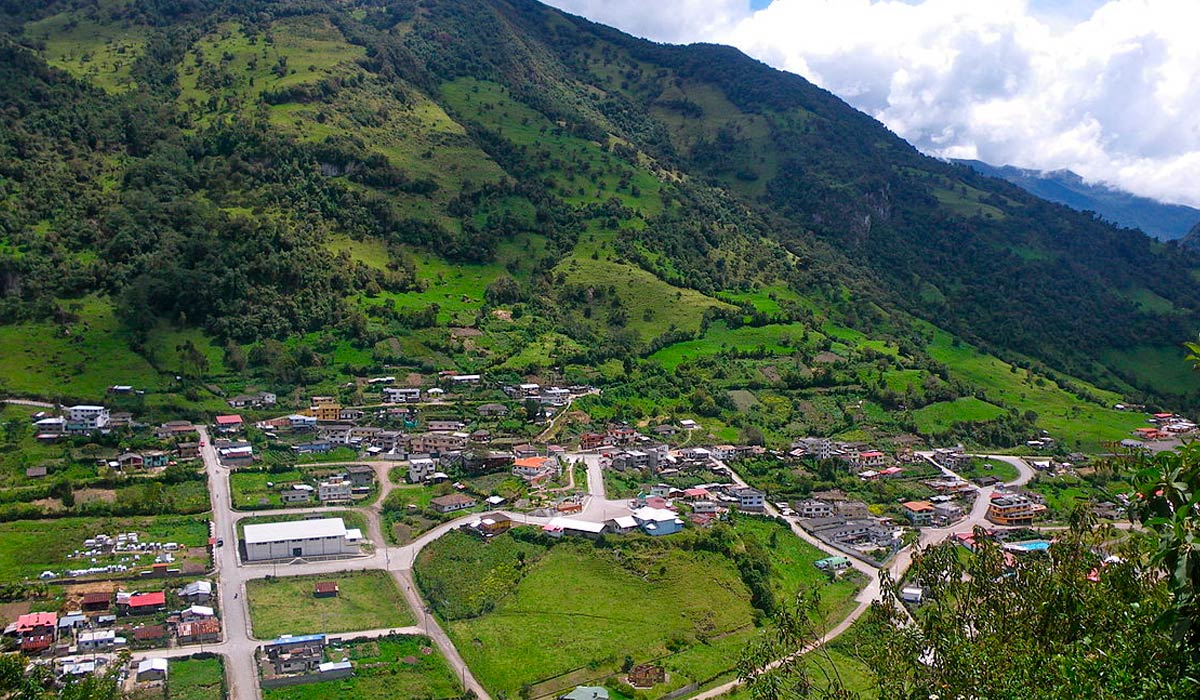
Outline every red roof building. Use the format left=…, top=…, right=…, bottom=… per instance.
left=128, top=591, right=166, bottom=610
left=15, top=612, right=57, bottom=633
left=20, top=635, right=53, bottom=653
left=215, top=414, right=243, bottom=426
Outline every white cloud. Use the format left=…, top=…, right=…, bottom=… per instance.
left=544, top=0, right=1200, bottom=208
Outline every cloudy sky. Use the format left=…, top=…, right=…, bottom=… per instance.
left=544, top=0, right=1200, bottom=207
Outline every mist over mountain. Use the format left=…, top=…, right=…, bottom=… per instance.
left=954, top=159, right=1200, bottom=241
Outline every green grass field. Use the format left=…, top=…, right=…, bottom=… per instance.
left=911, top=397, right=1007, bottom=434
left=420, top=532, right=759, bottom=699
left=1102, top=344, right=1200, bottom=397
left=953, top=458, right=1020, bottom=483
left=170, top=656, right=226, bottom=700
left=0, top=296, right=165, bottom=399
left=262, top=635, right=462, bottom=700
left=924, top=327, right=1145, bottom=450
left=0, top=515, right=209, bottom=583
left=246, top=570, right=413, bottom=639
left=24, top=10, right=147, bottom=93
left=649, top=322, right=811, bottom=370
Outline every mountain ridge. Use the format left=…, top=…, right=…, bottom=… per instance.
left=952, top=159, right=1200, bottom=241
left=1, top=0, right=1198, bottom=411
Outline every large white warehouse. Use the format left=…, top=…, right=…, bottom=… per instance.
left=243, top=518, right=363, bottom=562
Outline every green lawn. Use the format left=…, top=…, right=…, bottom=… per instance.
left=246, top=570, right=413, bottom=639
left=924, top=327, right=1145, bottom=450
left=420, top=532, right=759, bottom=699
left=170, top=656, right=226, bottom=700
left=911, top=397, right=1006, bottom=434
left=953, top=458, right=1020, bottom=483
left=0, top=295, right=166, bottom=400
left=649, top=322, right=811, bottom=370
left=0, top=515, right=210, bottom=583
left=262, top=635, right=461, bottom=700
left=229, top=470, right=309, bottom=510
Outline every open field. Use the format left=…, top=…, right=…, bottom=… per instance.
left=649, top=322, right=811, bottom=370
left=170, top=656, right=226, bottom=700
left=911, top=397, right=1006, bottom=434
left=0, top=515, right=209, bottom=583
left=924, top=327, right=1145, bottom=450
left=419, top=532, right=759, bottom=699
left=246, top=570, right=412, bottom=639
left=262, top=635, right=462, bottom=700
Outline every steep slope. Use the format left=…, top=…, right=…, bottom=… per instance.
left=1, top=0, right=1198, bottom=411
left=953, top=159, right=1200, bottom=241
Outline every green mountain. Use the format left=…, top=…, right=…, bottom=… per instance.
left=1, top=0, right=1198, bottom=436
left=953, top=159, right=1200, bottom=241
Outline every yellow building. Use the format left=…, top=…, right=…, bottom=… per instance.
left=308, top=403, right=342, bottom=422
left=986, top=494, right=1047, bottom=526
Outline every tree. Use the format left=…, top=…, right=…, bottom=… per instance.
left=523, top=398, right=541, bottom=422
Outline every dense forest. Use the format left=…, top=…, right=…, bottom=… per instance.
left=1, top=0, right=1199, bottom=412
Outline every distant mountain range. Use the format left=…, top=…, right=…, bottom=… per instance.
left=953, top=159, right=1200, bottom=241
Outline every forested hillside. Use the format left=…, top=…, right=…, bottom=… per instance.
left=1, top=0, right=1198, bottom=434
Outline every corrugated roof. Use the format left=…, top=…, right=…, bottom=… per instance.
left=244, top=518, right=347, bottom=545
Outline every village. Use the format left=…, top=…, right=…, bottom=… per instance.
left=0, top=371, right=1186, bottom=700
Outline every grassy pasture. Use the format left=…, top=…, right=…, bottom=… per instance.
left=246, top=570, right=412, bottom=639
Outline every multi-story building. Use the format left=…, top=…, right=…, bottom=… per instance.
left=318, top=480, right=353, bottom=503
left=66, top=405, right=109, bottom=433
left=986, top=494, right=1047, bottom=526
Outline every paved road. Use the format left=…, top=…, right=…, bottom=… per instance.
left=1, top=398, right=55, bottom=408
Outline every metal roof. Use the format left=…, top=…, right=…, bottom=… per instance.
left=244, top=518, right=347, bottom=545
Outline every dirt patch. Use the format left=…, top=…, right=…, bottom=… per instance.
left=760, top=365, right=782, bottom=382
left=404, top=373, right=424, bottom=387
left=813, top=351, right=847, bottom=364
left=491, top=309, right=512, bottom=321
left=75, top=488, right=117, bottom=504
left=450, top=327, right=482, bottom=337
left=0, top=601, right=31, bottom=625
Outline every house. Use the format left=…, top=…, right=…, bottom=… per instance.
left=409, top=432, right=467, bottom=453
left=631, top=506, right=684, bottom=536
left=512, top=443, right=540, bottom=458
left=901, top=501, right=935, bottom=526
left=265, top=634, right=326, bottom=675
left=319, top=424, right=355, bottom=444
left=471, top=513, right=513, bottom=537
left=428, top=420, right=466, bottom=432
left=795, top=499, right=834, bottom=519
left=217, top=441, right=254, bottom=462
left=513, top=456, right=557, bottom=482
left=478, top=403, right=509, bottom=417
left=156, top=420, right=197, bottom=439
left=287, top=414, right=318, bottom=431
left=214, top=414, right=244, bottom=433
left=117, top=453, right=144, bottom=470
left=143, top=451, right=170, bottom=468
left=339, top=408, right=364, bottom=422
left=853, top=451, right=887, bottom=469
left=814, top=556, right=851, bottom=571
left=281, top=485, right=315, bottom=504
left=732, top=487, right=766, bottom=513
left=628, top=664, right=666, bottom=688
left=383, top=387, right=422, bottom=404
left=987, top=494, right=1047, bottom=526
left=182, top=605, right=214, bottom=621
left=177, top=618, right=221, bottom=644
left=407, top=457, right=438, bottom=484
left=318, top=479, right=353, bottom=503
left=13, top=612, right=57, bottom=640
left=652, top=424, right=678, bottom=437
left=292, top=440, right=332, bottom=455
left=835, top=500, right=871, bottom=518
left=449, top=374, right=481, bottom=385
left=132, top=625, right=168, bottom=645
left=606, top=515, right=639, bottom=534
left=579, top=432, right=611, bottom=450
left=425, top=387, right=445, bottom=399
left=561, top=686, right=609, bottom=700
left=81, top=591, right=111, bottom=611
left=243, top=518, right=362, bottom=561
left=25, top=466, right=48, bottom=479
left=309, top=403, right=342, bottom=422
left=431, top=493, right=477, bottom=513
left=66, top=405, right=110, bottom=433
left=544, top=517, right=606, bottom=538
left=78, top=630, right=123, bottom=651
left=227, top=391, right=276, bottom=409
left=178, top=580, right=212, bottom=603
left=607, top=426, right=639, bottom=445
left=899, top=586, right=925, bottom=604
left=345, top=464, right=376, bottom=488
left=540, top=387, right=570, bottom=406
left=679, top=419, right=699, bottom=430
left=124, top=591, right=166, bottom=615
left=933, top=502, right=964, bottom=522
left=313, top=581, right=339, bottom=598
left=176, top=442, right=201, bottom=460
left=136, top=658, right=169, bottom=682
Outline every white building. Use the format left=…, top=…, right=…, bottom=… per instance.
left=243, top=518, right=363, bottom=562
left=318, top=480, right=353, bottom=503
left=77, top=629, right=123, bottom=651
left=66, top=405, right=109, bottom=432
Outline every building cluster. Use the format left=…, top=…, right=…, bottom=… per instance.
left=259, top=633, right=352, bottom=685
left=276, top=465, right=376, bottom=505
left=2, top=579, right=219, bottom=664
left=793, top=491, right=901, bottom=560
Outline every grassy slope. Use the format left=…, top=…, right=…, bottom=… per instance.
left=911, top=397, right=1006, bottom=434
left=23, top=9, right=146, bottom=93
left=440, top=541, right=756, bottom=698
left=924, top=327, right=1144, bottom=449
left=246, top=570, right=413, bottom=639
